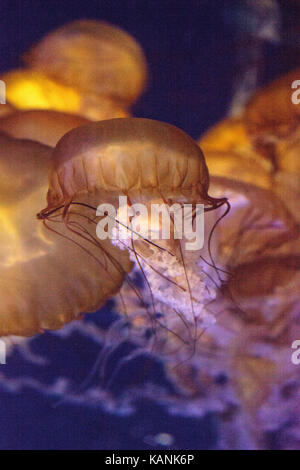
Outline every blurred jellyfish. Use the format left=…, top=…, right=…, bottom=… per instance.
left=200, top=118, right=251, bottom=154
left=25, top=20, right=147, bottom=109
left=0, top=132, right=131, bottom=336
left=199, top=66, right=300, bottom=223
left=37, top=118, right=229, bottom=353
left=2, top=69, right=129, bottom=121
left=0, top=109, right=89, bottom=146
left=208, top=176, right=298, bottom=268
left=243, top=68, right=300, bottom=221
left=2, top=20, right=147, bottom=120
left=198, top=117, right=275, bottom=186
left=245, top=67, right=300, bottom=156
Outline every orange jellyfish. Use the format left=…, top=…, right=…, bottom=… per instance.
left=198, top=117, right=274, bottom=189
left=25, top=20, right=147, bottom=109
left=37, top=117, right=229, bottom=349
left=1, top=69, right=129, bottom=122
left=207, top=176, right=299, bottom=267
left=242, top=69, right=300, bottom=221
left=2, top=20, right=147, bottom=120
left=199, top=117, right=251, bottom=155
left=0, top=132, right=131, bottom=336
left=245, top=67, right=300, bottom=149
left=0, top=109, right=89, bottom=147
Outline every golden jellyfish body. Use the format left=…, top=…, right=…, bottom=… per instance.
left=199, top=117, right=273, bottom=189
left=2, top=20, right=147, bottom=120
left=2, top=69, right=129, bottom=121
left=0, top=133, right=131, bottom=336
left=244, top=67, right=300, bottom=175
left=25, top=20, right=147, bottom=108
left=245, top=67, right=300, bottom=146
left=199, top=80, right=300, bottom=225
left=243, top=68, right=300, bottom=223
left=0, top=109, right=89, bottom=146
left=38, top=118, right=228, bottom=344
left=200, top=117, right=250, bottom=154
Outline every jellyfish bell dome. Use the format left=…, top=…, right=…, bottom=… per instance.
left=0, top=133, right=131, bottom=336
left=43, top=117, right=216, bottom=212
left=0, top=109, right=90, bottom=147
left=24, top=20, right=147, bottom=108
left=38, top=118, right=228, bottom=344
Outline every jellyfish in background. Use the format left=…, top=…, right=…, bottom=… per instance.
left=1, top=20, right=147, bottom=120
left=194, top=67, right=300, bottom=449
left=198, top=117, right=274, bottom=188
left=244, top=67, right=300, bottom=222
left=0, top=132, right=131, bottom=336
left=199, top=67, right=300, bottom=223
left=25, top=20, right=147, bottom=109
left=2, top=69, right=129, bottom=121
left=0, top=109, right=89, bottom=146
left=245, top=66, right=300, bottom=145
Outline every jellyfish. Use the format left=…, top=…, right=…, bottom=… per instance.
left=0, top=109, right=89, bottom=146
left=2, top=20, right=147, bottom=120
left=0, top=132, right=132, bottom=336
left=243, top=68, right=300, bottom=221
left=199, top=74, right=300, bottom=223
left=207, top=176, right=299, bottom=267
left=199, top=117, right=252, bottom=154
left=2, top=69, right=128, bottom=121
left=25, top=20, right=147, bottom=109
left=199, top=117, right=274, bottom=185
left=245, top=67, right=300, bottom=147
left=243, top=66, right=300, bottom=181
left=37, top=117, right=230, bottom=351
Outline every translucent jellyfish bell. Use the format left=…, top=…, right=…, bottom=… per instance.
left=2, top=69, right=128, bottom=121
left=38, top=118, right=228, bottom=345
left=24, top=20, right=147, bottom=108
left=0, top=133, right=131, bottom=336
left=0, top=109, right=89, bottom=146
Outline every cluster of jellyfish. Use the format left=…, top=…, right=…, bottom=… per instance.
left=0, top=20, right=300, bottom=449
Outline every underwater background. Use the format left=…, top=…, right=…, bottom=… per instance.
left=0, top=0, right=299, bottom=450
